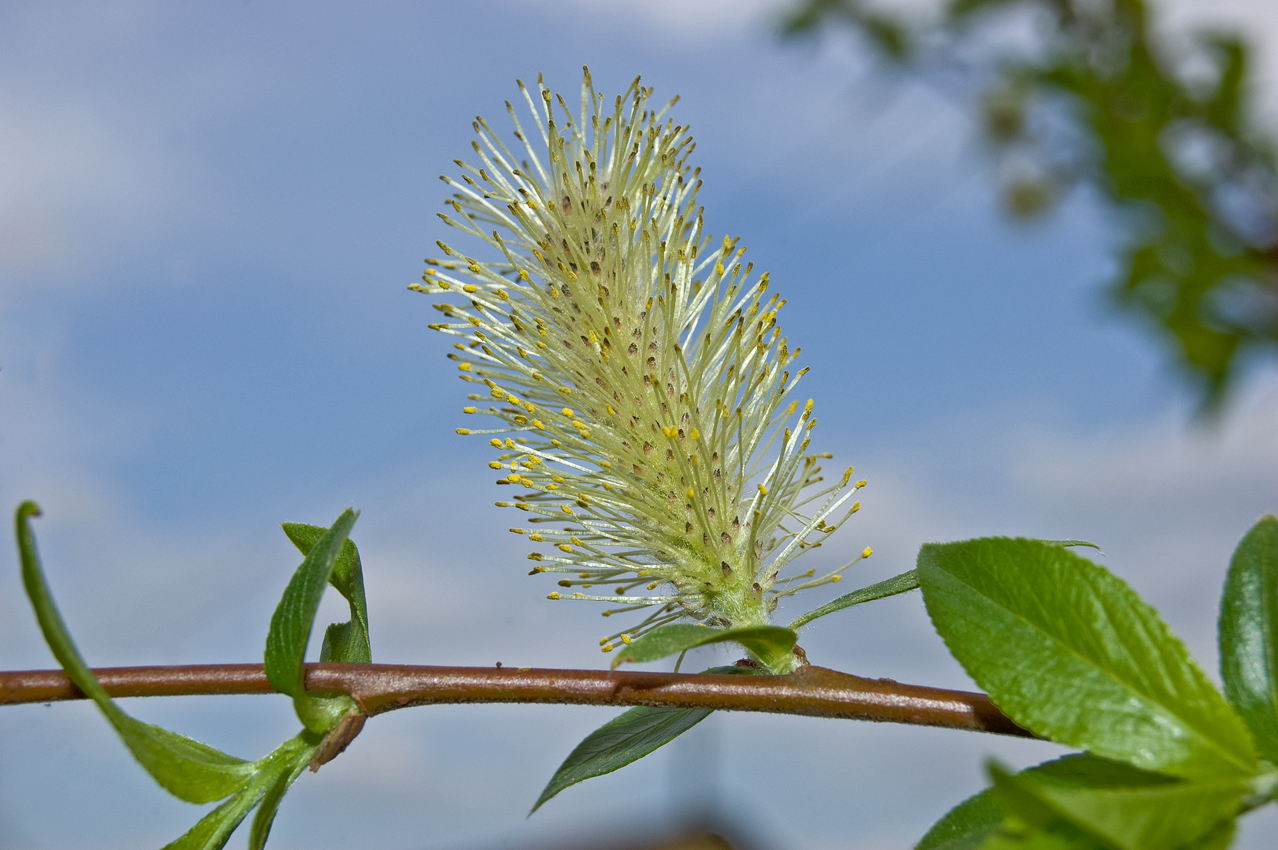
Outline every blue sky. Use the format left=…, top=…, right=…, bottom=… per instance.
left=2, top=1, right=1278, bottom=848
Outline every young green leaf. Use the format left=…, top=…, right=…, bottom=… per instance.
left=789, top=568, right=919, bottom=630
left=986, top=758, right=1245, bottom=850
left=609, top=623, right=797, bottom=671
left=531, top=667, right=753, bottom=813
left=15, top=501, right=256, bottom=804
left=282, top=522, right=371, bottom=664
left=1219, top=515, right=1278, bottom=763
left=248, top=745, right=314, bottom=850
left=266, top=510, right=362, bottom=733
left=162, top=734, right=318, bottom=850
left=918, top=537, right=1257, bottom=779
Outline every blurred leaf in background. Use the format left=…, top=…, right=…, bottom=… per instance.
left=784, top=0, right=1278, bottom=412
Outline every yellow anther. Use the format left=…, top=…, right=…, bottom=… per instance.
left=532, top=419, right=545, bottom=430
left=527, top=552, right=542, bottom=561
left=488, top=461, right=502, bottom=469
left=621, top=635, right=632, bottom=645
left=663, top=426, right=677, bottom=438
left=850, top=502, right=861, bottom=513
left=558, top=544, right=573, bottom=553
left=647, top=582, right=659, bottom=590
left=758, top=484, right=768, bottom=495
left=600, top=637, right=610, bottom=646
left=504, top=439, right=517, bottom=449
left=572, top=420, right=587, bottom=429
left=490, top=438, right=502, bottom=447
left=686, top=488, right=695, bottom=499
left=438, top=280, right=451, bottom=290
left=456, top=428, right=470, bottom=435
left=562, top=506, right=574, bottom=515
left=571, top=537, right=583, bottom=546
left=601, top=643, right=614, bottom=652
left=518, top=270, right=530, bottom=281
left=495, top=289, right=509, bottom=300
left=571, top=592, right=585, bottom=599
left=494, top=501, right=509, bottom=507
left=689, top=428, right=700, bottom=440
left=462, top=284, right=478, bottom=293
left=529, top=533, right=542, bottom=542
left=551, top=439, right=563, bottom=448
left=862, top=547, right=873, bottom=558
left=505, top=394, right=518, bottom=404
left=507, top=474, right=521, bottom=483
left=547, top=592, right=561, bottom=600
left=855, top=479, right=867, bottom=489
left=552, top=475, right=564, bottom=483
left=606, top=405, right=616, bottom=416
left=832, top=575, right=843, bottom=582
left=546, top=484, right=559, bottom=490
left=458, top=363, right=472, bottom=371
left=842, top=468, right=854, bottom=486
left=463, top=406, right=477, bottom=414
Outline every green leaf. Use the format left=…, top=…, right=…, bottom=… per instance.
left=247, top=750, right=312, bottom=850
left=266, top=510, right=361, bottom=733
left=790, top=568, right=919, bottom=630
left=918, top=754, right=1158, bottom=850
left=987, top=758, right=1245, bottom=850
left=915, top=786, right=1003, bottom=850
left=918, top=537, right=1257, bottom=778
left=282, top=522, right=371, bottom=664
left=161, top=791, right=260, bottom=850
left=531, top=666, right=753, bottom=813
left=1219, top=515, right=1278, bottom=763
left=15, top=502, right=256, bottom=805
left=162, top=733, right=318, bottom=850
left=609, top=623, right=797, bottom=671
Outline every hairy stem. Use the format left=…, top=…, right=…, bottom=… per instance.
left=0, top=663, right=1033, bottom=738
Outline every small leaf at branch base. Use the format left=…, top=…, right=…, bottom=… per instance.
left=918, top=537, right=1257, bottom=779
left=532, top=667, right=754, bottom=813
left=15, top=501, right=255, bottom=804
left=1219, top=515, right=1278, bottom=763
left=789, top=568, right=919, bottom=630
left=609, top=624, right=796, bottom=670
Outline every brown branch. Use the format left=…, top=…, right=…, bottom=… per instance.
left=0, top=663, right=1033, bottom=738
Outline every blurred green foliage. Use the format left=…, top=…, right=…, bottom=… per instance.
left=784, top=0, right=1278, bottom=411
